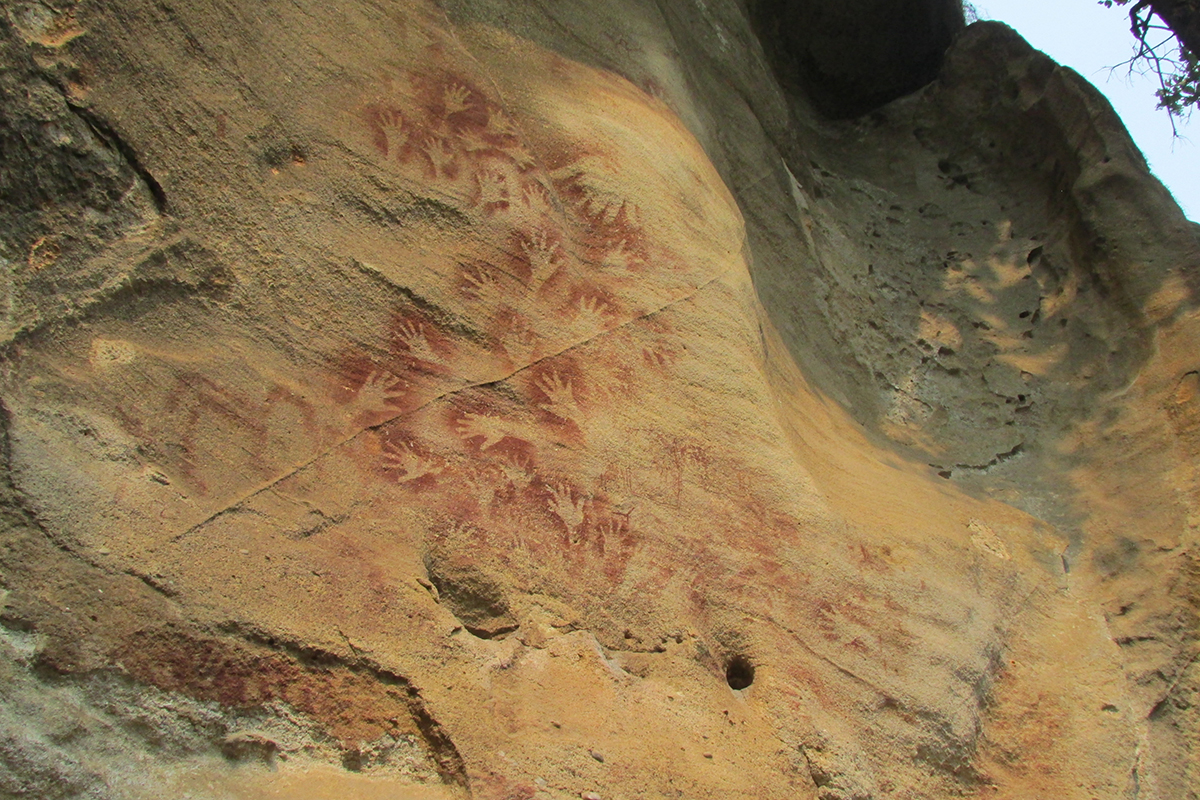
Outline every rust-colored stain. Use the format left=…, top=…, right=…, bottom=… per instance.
left=115, top=630, right=421, bottom=747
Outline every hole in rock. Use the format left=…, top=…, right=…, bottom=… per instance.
left=222, top=732, right=279, bottom=765
left=725, top=655, right=755, bottom=690
left=746, top=0, right=964, bottom=118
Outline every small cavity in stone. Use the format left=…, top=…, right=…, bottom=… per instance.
left=725, top=655, right=755, bottom=690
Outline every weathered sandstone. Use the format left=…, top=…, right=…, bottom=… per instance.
left=1, top=1, right=1197, bottom=798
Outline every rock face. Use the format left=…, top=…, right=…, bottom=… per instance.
left=1, top=1, right=1198, bottom=798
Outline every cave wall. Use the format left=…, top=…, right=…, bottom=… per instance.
left=1, top=1, right=1198, bottom=798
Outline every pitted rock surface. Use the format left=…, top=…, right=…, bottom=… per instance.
left=1, top=2, right=1197, bottom=798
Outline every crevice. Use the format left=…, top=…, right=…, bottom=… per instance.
left=1115, top=634, right=1160, bottom=645
left=463, top=623, right=519, bottom=639
left=214, top=621, right=471, bottom=791
left=287, top=508, right=350, bottom=540
left=68, top=105, right=168, bottom=215
left=134, top=571, right=180, bottom=598
left=169, top=503, right=266, bottom=543
left=930, top=441, right=1025, bottom=478
left=1147, top=649, right=1200, bottom=720
left=170, top=269, right=732, bottom=544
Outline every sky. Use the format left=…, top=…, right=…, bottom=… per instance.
left=974, top=0, right=1198, bottom=220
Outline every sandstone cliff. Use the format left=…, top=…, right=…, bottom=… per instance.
left=1, top=1, right=1198, bottom=798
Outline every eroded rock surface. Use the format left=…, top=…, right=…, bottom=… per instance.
left=1, top=1, right=1197, bottom=798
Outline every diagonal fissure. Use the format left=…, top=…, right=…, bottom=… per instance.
left=171, top=267, right=735, bottom=543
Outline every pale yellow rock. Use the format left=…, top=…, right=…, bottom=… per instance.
left=0, top=1, right=1196, bottom=799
